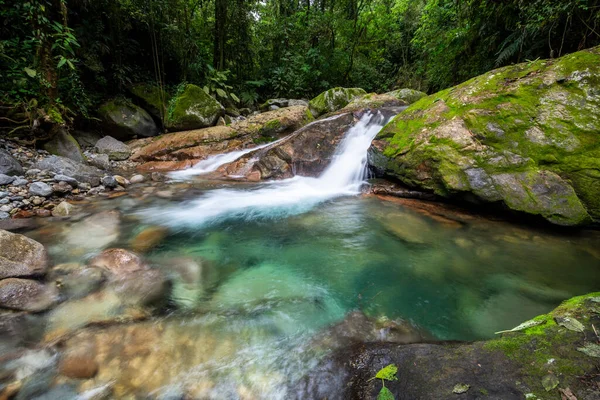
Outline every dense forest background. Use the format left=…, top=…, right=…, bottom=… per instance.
left=1, top=0, right=599, bottom=131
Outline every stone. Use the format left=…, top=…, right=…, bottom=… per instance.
left=129, top=174, right=145, bottom=184
left=114, top=175, right=129, bottom=186
left=129, top=226, right=168, bottom=253
left=340, top=93, right=407, bottom=112
left=28, top=182, right=53, bottom=197
left=88, top=248, right=147, bottom=276
left=72, top=130, right=103, bottom=148
left=98, top=99, right=159, bottom=140
left=52, top=181, right=72, bottom=194
left=101, top=175, right=118, bottom=188
left=12, top=178, right=28, bottom=186
left=164, top=84, right=225, bottom=131
left=86, top=153, right=110, bottom=170
left=0, top=149, right=23, bottom=176
left=52, top=201, right=76, bottom=217
left=0, top=229, right=48, bottom=279
left=43, top=127, right=84, bottom=162
left=0, top=278, right=57, bottom=311
left=385, top=88, right=427, bottom=104
left=59, top=353, right=98, bottom=379
left=308, top=87, right=367, bottom=117
left=48, top=263, right=106, bottom=299
left=35, top=156, right=103, bottom=186
left=94, top=136, right=132, bottom=161
left=0, top=205, right=12, bottom=212
left=62, top=211, right=121, bottom=253
left=109, top=269, right=168, bottom=306
left=25, top=169, right=40, bottom=176
left=371, top=46, right=600, bottom=226
left=129, top=83, right=169, bottom=123
left=53, top=174, right=78, bottom=187
left=0, top=212, right=9, bottom=220
left=0, top=174, right=15, bottom=185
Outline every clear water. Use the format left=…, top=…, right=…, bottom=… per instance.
left=4, top=111, right=600, bottom=398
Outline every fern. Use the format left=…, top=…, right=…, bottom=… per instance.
left=495, top=28, right=527, bottom=66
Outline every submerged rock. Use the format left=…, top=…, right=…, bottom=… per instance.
left=88, top=248, right=147, bottom=276
left=309, top=87, right=367, bottom=117
left=0, top=229, right=48, bottom=279
left=62, top=210, right=121, bottom=253
left=371, top=46, right=600, bottom=226
left=0, top=278, right=58, bottom=312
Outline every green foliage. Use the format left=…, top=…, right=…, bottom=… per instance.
left=375, top=364, right=399, bottom=381
left=202, top=65, right=239, bottom=105
left=377, top=386, right=394, bottom=400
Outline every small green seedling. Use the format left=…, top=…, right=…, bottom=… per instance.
left=368, top=364, right=398, bottom=400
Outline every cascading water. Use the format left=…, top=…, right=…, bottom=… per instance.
left=143, top=111, right=392, bottom=227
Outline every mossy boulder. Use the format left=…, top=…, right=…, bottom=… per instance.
left=43, top=127, right=84, bottom=162
left=385, top=88, right=427, bottom=104
left=309, top=87, right=367, bottom=117
left=341, top=93, right=407, bottom=112
left=297, top=292, right=600, bottom=400
left=129, top=83, right=169, bottom=124
left=99, top=99, right=159, bottom=141
left=371, top=46, right=600, bottom=226
left=165, top=84, right=224, bottom=131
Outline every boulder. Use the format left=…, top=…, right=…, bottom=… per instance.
left=309, top=87, right=367, bottom=117
left=385, top=88, right=427, bottom=104
left=43, top=127, right=84, bottom=162
left=35, top=156, right=104, bottom=186
left=28, top=182, right=53, bottom=197
left=0, top=229, right=48, bottom=279
left=0, top=278, right=57, bottom=312
left=98, top=99, right=159, bottom=140
left=94, top=136, right=131, bottom=161
left=129, top=83, right=169, bottom=123
left=130, top=105, right=313, bottom=170
left=340, top=93, right=407, bottom=112
left=371, top=46, right=600, bottom=226
left=72, top=130, right=103, bottom=148
left=165, top=84, right=224, bottom=131
left=0, top=149, right=23, bottom=176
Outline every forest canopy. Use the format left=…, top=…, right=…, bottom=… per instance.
left=1, top=0, right=599, bottom=130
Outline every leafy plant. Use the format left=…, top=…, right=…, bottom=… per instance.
left=368, top=364, right=398, bottom=400
left=202, top=65, right=239, bottom=104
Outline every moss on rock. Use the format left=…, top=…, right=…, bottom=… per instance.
left=99, top=98, right=159, bottom=140
left=129, top=83, right=169, bottom=123
left=309, top=87, right=367, bottom=117
left=385, top=88, right=427, bottom=104
left=372, top=46, right=600, bottom=226
left=165, top=84, right=224, bottom=131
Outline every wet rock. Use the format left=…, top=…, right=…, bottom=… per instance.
left=62, top=210, right=120, bottom=253
left=129, top=174, right=145, bottom=184
left=48, top=263, right=106, bottom=299
left=59, top=353, right=98, bottom=379
left=43, top=127, right=84, bottom=162
left=129, top=226, right=168, bottom=253
left=113, top=175, right=129, bottom=186
left=109, top=269, right=168, bottom=306
left=0, top=229, right=48, bottom=279
left=88, top=248, right=147, bottom=276
left=164, top=84, right=224, bottom=131
left=35, top=156, right=103, bottom=186
left=99, top=99, right=159, bottom=140
left=94, top=136, right=131, bottom=161
left=51, top=201, right=76, bottom=217
left=0, top=278, right=58, bottom=311
left=101, top=175, right=117, bottom=189
left=0, top=174, right=15, bottom=185
left=28, top=182, right=53, bottom=197
left=0, top=149, right=24, bottom=176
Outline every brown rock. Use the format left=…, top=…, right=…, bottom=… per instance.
left=130, top=226, right=168, bottom=253
left=59, top=353, right=98, bottom=379
left=13, top=210, right=35, bottom=219
left=0, top=278, right=58, bottom=311
left=35, top=209, right=52, bottom=217
left=0, top=229, right=48, bottom=279
left=88, top=248, right=147, bottom=276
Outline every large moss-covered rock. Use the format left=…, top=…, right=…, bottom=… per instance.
left=43, top=127, right=84, bottom=162
left=371, top=46, right=600, bottom=226
left=165, top=84, right=224, bottom=131
left=309, top=87, right=367, bottom=117
left=99, top=99, right=159, bottom=140
left=340, top=93, right=407, bottom=112
left=129, top=83, right=169, bottom=124
left=130, top=105, right=313, bottom=171
left=385, top=88, right=427, bottom=104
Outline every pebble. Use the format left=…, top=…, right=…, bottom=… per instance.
left=53, top=174, right=79, bottom=187
left=0, top=205, right=12, bottom=212
left=0, top=174, right=15, bottom=185
left=130, top=174, right=145, bottom=184
left=12, top=178, right=28, bottom=186
left=52, top=201, right=76, bottom=217
left=26, top=169, right=41, bottom=176
left=0, top=191, right=7, bottom=198
left=0, top=199, right=8, bottom=205
left=52, top=181, right=72, bottom=194
left=101, top=176, right=118, bottom=189
left=0, top=212, right=9, bottom=219
left=29, top=181, right=53, bottom=197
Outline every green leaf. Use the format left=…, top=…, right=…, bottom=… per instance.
left=203, top=86, right=210, bottom=95
left=541, top=374, right=559, bottom=391
left=230, top=93, right=240, bottom=103
left=216, top=88, right=227, bottom=98
left=57, top=58, right=66, bottom=68
left=577, top=343, right=600, bottom=358
left=556, top=317, right=584, bottom=332
left=375, top=364, right=398, bottom=381
left=452, top=383, right=470, bottom=394
left=23, top=67, right=36, bottom=78
left=494, top=319, right=545, bottom=334
left=377, top=386, right=394, bottom=400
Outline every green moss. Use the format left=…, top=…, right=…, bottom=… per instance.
left=309, top=87, right=367, bottom=116
left=47, top=106, right=64, bottom=124
left=130, top=83, right=169, bottom=119
left=166, top=84, right=224, bottom=131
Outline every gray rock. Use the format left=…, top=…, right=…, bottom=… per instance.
left=72, top=130, right=103, bottom=148
left=28, top=182, right=53, bottom=197
left=25, top=169, right=41, bottom=176
left=129, top=174, right=145, bottom=184
left=87, top=153, right=110, bottom=170
left=0, top=199, right=8, bottom=204
left=53, top=174, right=78, bottom=187
left=99, top=100, right=159, bottom=140
left=0, top=149, right=23, bottom=176
left=0, top=212, right=9, bottom=220
left=35, top=156, right=103, bottom=186
left=0, top=229, right=49, bottom=279
left=0, top=205, right=11, bottom=212
left=0, top=174, right=15, bottom=185
left=94, top=136, right=131, bottom=161
left=12, top=178, right=28, bottom=187
left=101, top=176, right=118, bottom=188
left=0, top=278, right=58, bottom=312
left=43, top=128, right=84, bottom=162
left=0, top=191, right=7, bottom=198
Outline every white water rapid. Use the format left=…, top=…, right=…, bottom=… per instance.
left=144, top=111, right=392, bottom=227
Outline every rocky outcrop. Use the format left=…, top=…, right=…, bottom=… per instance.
left=43, top=128, right=84, bottom=162
left=309, top=87, right=367, bottom=117
left=371, top=46, right=600, bottom=226
left=294, top=292, right=600, bottom=400
left=165, top=84, right=224, bottom=131
left=130, top=105, right=313, bottom=172
left=99, top=99, right=159, bottom=140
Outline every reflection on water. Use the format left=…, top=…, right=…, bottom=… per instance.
left=2, top=193, right=600, bottom=399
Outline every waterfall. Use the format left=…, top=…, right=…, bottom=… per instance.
left=143, top=111, right=392, bottom=227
